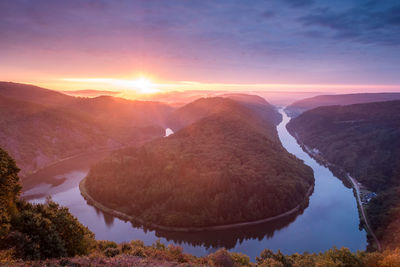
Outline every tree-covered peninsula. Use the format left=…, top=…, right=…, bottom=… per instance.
left=84, top=96, right=314, bottom=228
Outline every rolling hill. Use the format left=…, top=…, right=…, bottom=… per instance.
left=0, top=82, right=75, bottom=107
left=287, top=100, right=400, bottom=249
left=285, top=93, right=400, bottom=117
left=84, top=96, right=314, bottom=228
left=167, top=94, right=281, bottom=131
left=0, top=82, right=173, bottom=176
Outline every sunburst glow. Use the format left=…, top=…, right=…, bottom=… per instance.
left=131, top=77, right=157, bottom=94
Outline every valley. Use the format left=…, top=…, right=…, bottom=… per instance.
left=84, top=96, right=314, bottom=228
left=287, top=100, right=400, bottom=250
left=0, top=82, right=172, bottom=176
left=21, top=108, right=367, bottom=260
left=3, top=82, right=399, bottom=262
left=2, top=1, right=400, bottom=264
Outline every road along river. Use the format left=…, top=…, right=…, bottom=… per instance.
left=22, top=111, right=366, bottom=260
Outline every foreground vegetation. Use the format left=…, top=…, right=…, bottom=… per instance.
left=287, top=100, right=400, bottom=250
left=0, top=148, right=95, bottom=260
left=2, top=239, right=400, bottom=266
left=85, top=97, right=314, bottom=228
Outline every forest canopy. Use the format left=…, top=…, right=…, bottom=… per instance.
left=0, top=147, right=95, bottom=260
left=287, top=100, right=400, bottom=249
left=85, top=97, right=314, bottom=228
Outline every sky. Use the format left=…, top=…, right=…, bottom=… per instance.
left=0, top=0, right=399, bottom=94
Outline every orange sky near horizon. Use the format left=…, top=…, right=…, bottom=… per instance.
left=12, top=76, right=400, bottom=96
left=3, top=70, right=400, bottom=96
left=2, top=1, right=400, bottom=97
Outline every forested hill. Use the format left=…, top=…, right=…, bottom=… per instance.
left=85, top=96, right=314, bottom=228
left=0, top=81, right=75, bottom=106
left=285, top=93, right=400, bottom=117
left=287, top=100, right=400, bottom=249
left=168, top=94, right=282, bottom=131
left=221, top=94, right=282, bottom=125
left=0, top=82, right=173, bottom=176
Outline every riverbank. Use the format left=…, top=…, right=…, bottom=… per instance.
left=21, top=149, right=113, bottom=192
left=22, top=109, right=367, bottom=258
left=289, top=130, right=381, bottom=251
left=21, top=132, right=167, bottom=182
left=347, top=175, right=381, bottom=251
left=21, top=148, right=115, bottom=180
left=79, top=177, right=314, bottom=232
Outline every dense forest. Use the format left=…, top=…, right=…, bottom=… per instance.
left=285, top=93, right=400, bottom=117
left=168, top=94, right=282, bottom=131
left=0, top=82, right=173, bottom=176
left=85, top=97, right=314, bottom=228
left=287, top=100, right=400, bottom=249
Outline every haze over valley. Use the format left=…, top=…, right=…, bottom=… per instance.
left=1, top=0, right=400, bottom=266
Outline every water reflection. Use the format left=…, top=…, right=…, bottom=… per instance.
left=22, top=150, right=111, bottom=193
left=165, top=128, right=174, bottom=137
left=22, top=110, right=366, bottom=260
left=152, top=198, right=310, bottom=249
left=81, top=187, right=311, bottom=250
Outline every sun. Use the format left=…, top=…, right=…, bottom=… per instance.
left=131, top=77, right=158, bottom=94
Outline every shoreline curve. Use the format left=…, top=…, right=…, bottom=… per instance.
left=79, top=177, right=314, bottom=232
left=288, top=129, right=381, bottom=251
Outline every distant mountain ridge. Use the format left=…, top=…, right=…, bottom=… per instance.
left=168, top=94, right=281, bottom=131
left=285, top=93, right=400, bottom=117
left=0, top=82, right=75, bottom=106
left=62, top=89, right=121, bottom=98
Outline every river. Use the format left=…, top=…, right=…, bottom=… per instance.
left=22, top=110, right=366, bottom=260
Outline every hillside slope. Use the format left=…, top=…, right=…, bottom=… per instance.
left=168, top=94, right=281, bottom=131
left=0, top=82, right=173, bottom=176
left=0, top=82, right=75, bottom=106
left=287, top=100, right=400, bottom=249
left=85, top=97, right=314, bottom=228
left=285, top=93, right=400, bottom=117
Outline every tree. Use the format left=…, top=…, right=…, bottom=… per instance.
left=8, top=200, right=96, bottom=259
left=0, top=147, right=95, bottom=260
left=0, top=148, right=21, bottom=238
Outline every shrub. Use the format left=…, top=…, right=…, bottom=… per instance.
left=378, top=249, right=400, bottom=267
left=0, top=148, right=95, bottom=260
left=97, top=240, right=118, bottom=251
left=38, top=200, right=96, bottom=256
left=130, top=240, right=145, bottom=248
left=209, top=249, right=233, bottom=267
left=256, top=249, right=291, bottom=267
left=322, top=247, right=361, bottom=266
left=130, top=247, right=146, bottom=258
left=120, top=242, right=131, bottom=253
left=152, top=239, right=166, bottom=250
left=104, top=247, right=120, bottom=257
left=167, top=244, right=185, bottom=262
left=7, top=200, right=95, bottom=260
left=230, top=252, right=250, bottom=266
left=0, top=148, right=21, bottom=238
left=0, top=248, right=16, bottom=264
left=8, top=211, right=67, bottom=260
left=258, top=258, right=284, bottom=267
